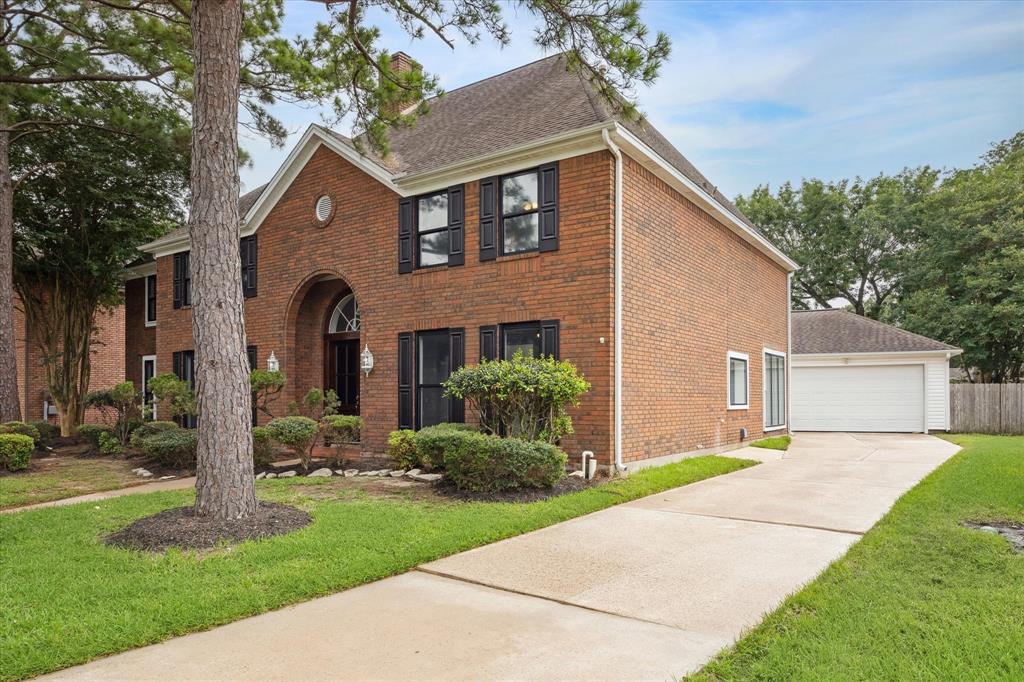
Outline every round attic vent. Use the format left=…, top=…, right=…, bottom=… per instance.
left=315, top=195, right=334, bottom=222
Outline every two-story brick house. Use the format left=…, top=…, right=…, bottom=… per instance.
left=124, top=54, right=797, bottom=472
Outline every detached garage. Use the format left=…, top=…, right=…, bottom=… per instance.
left=791, top=310, right=962, bottom=433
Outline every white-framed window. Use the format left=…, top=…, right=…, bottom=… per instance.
left=328, top=293, right=360, bottom=333
left=144, top=274, right=157, bottom=327
left=727, top=351, right=749, bottom=409
left=142, top=355, right=157, bottom=420
left=763, top=348, right=786, bottom=430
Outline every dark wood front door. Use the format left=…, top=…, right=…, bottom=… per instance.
left=329, top=339, right=360, bottom=414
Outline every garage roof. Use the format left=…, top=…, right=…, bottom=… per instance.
left=792, top=309, right=959, bottom=354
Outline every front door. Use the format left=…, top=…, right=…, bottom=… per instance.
left=329, top=339, right=360, bottom=414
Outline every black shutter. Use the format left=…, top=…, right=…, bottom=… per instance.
left=240, top=236, right=257, bottom=298
left=479, top=325, right=497, bottom=361
left=540, top=319, right=560, bottom=359
left=447, top=328, right=465, bottom=423
left=247, top=345, right=258, bottom=425
left=398, top=198, right=414, bottom=273
left=172, top=351, right=181, bottom=378
left=397, top=332, right=414, bottom=429
left=538, top=162, right=559, bottom=252
left=479, top=177, right=497, bottom=261
left=182, top=252, right=191, bottom=306
left=447, top=185, right=465, bottom=266
left=172, top=254, right=183, bottom=309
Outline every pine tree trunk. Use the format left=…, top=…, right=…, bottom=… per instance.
left=0, top=125, right=22, bottom=421
left=189, top=0, right=256, bottom=519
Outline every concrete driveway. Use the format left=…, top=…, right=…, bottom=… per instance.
left=43, top=433, right=959, bottom=682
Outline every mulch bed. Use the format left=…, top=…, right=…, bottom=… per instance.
left=436, top=474, right=598, bottom=503
left=106, top=502, right=312, bottom=552
left=962, top=520, right=1024, bottom=552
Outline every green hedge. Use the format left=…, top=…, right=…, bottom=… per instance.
left=0, top=433, right=35, bottom=471
left=0, top=421, right=41, bottom=447
left=77, top=424, right=113, bottom=449
left=129, top=421, right=181, bottom=450
left=324, top=414, right=362, bottom=443
left=252, top=426, right=275, bottom=467
left=137, top=429, right=198, bottom=468
left=441, top=431, right=567, bottom=492
left=413, top=423, right=479, bottom=471
left=29, top=421, right=59, bottom=447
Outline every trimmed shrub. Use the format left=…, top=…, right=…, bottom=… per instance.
left=129, top=421, right=181, bottom=450
left=442, top=432, right=567, bottom=492
left=252, top=426, right=276, bottom=468
left=85, top=381, right=142, bottom=445
left=414, top=423, right=479, bottom=471
left=138, top=428, right=198, bottom=468
left=98, top=431, right=125, bottom=456
left=266, top=416, right=319, bottom=469
left=324, top=414, right=362, bottom=443
left=0, top=421, right=41, bottom=447
left=0, top=433, right=34, bottom=471
left=29, top=421, right=59, bottom=447
left=387, top=429, right=418, bottom=469
left=77, top=424, right=114, bottom=450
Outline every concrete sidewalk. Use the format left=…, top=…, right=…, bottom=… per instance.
left=41, top=433, right=959, bottom=681
left=2, top=477, right=196, bottom=514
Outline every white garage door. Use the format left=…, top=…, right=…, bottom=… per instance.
left=792, top=364, right=925, bottom=432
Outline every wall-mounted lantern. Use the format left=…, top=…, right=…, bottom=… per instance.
left=360, top=344, right=374, bottom=377
left=267, top=351, right=279, bottom=372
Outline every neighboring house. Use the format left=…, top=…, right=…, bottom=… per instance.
left=790, top=309, right=962, bottom=433
left=125, top=54, right=797, bottom=471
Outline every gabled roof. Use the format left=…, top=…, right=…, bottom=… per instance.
left=792, top=309, right=960, bottom=354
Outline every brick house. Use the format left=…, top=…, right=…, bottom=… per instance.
left=124, top=54, right=797, bottom=472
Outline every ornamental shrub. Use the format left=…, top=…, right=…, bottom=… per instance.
left=148, top=373, right=196, bottom=422
left=324, top=414, right=362, bottom=443
left=138, top=428, right=198, bottom=468
left=414, top=423, right=479, bottom=470
left=77, top=424, right=114, bottom=450
left=0, top=421, right=41, bottom=446
left=85, top=381, right=142, bottom=445
left=129, top=421, right=181, bottom=450
left=252, top=426, right=276, bottom=467
left=29, top=421, right=59, bottom=447
left=443, top=354, right=590, bottom=443
left=98, top=430, right=125, bottom=456
left=442, top=432, right=567, bottom=492
left=250, top=369, right=286, bottom=418
left=266, top=416, right=319, bottom=469
left=0, top=434, right=34, bottom=471
left=387, top=429, right=419, bottom=469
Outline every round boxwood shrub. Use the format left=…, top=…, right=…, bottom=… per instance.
left=138, top=428, right=198, bottom=468
left=442, top=432, right=567, bottom=492
left=252, top=426, right=276, bottom=468
left=129, top=421, right=181, bottom=450
left=413, top=423, right=480, bottom=471
left=266, top=416, right=319, bottom=469
left=0, top=421, right=41, bottom=447
left=387, top=429, right=419, bottom=469
left=0, top=433, right=34, bottom=471
left=324, top=414, right=362, bottom=444
left=77, top=424, right=114, bottom=450
left=29, top=421, right=59, bottom=447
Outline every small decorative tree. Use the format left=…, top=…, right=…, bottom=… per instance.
left=250, top=369, right=286, bottom=418
left=84, top=381, right=142, bottom=445
left=444, top=354, right=590, bottom=443
left=266, top=416, right=319, bottom=470
left=147, top=373, right=197, bottom=426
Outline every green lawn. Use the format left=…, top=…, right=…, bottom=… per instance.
left=691, top=434, right=1024, bottom=681
left=0, top=457, right=142, bottom=510
left=750, top=434, right=791, bottom=450
left=0, top=455, right=750, bottom=681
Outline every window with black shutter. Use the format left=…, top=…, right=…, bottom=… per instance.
left=486, top=162, right=559, bottom=258
left=172, top=252, right=191, bottom=309
left=240, top=235, right=257, bottom=298
left=399, top=186, right=464, bottom=272
left=145, top=274, right=157, bottom=325
left=479, top=326, right=497, bottom=361
left=499, top=320, right=560, bottom=360
left=415, top=328, right=464, bottom=429
left=172, top=349, right=196, bottom=428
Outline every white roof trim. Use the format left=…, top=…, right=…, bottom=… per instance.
left=793, top=349, right=962, bottom=359
left=123, top=261, right=156, bottom=279
left=609, top=124, right=799, bottom=272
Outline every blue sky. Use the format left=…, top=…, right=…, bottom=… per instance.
left=239, top=0, right=1024, bottom=200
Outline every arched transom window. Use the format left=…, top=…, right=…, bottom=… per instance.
left=329, top=293, right=360, bottom=333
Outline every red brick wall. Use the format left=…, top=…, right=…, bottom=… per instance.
left=620, top=155, right=790, bottom=462
left=154, top=146, right=616, bottom=462
left=124, top=276, right=157, bottom=389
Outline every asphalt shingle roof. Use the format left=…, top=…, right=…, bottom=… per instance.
left=792, top=309, right=959, bottom=354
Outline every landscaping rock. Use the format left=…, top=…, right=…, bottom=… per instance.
left=278, top=471, right=297, bottom=478
left=389, top=469, right=406, bottom=477
left=308, top=468, right=333, bottom=477
left=265, top=473, right=277, bottom=479
left=255, top=472, right=266, bottom=480
left=405, top=469, right=422, bottom=477
left=137, top=469, right=153, bottom=478
left=409, top=472, right=443, bottom=483
left=343, top=469, right=359, bottom=477
left=358, top=470, right=373, bottom=476
left=158, top=475, right=175, bottom=481
left=569, top=470, right=585, bottom=478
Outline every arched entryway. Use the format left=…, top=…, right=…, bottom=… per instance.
left=285, top=272, right=360, bottom=416
left=323, top=292, right=360, bottom=414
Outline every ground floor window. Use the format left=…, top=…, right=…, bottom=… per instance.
left=764, top=350, right=786, bottom=429
left=397, top=329, right=464, bottom=430
left=728, top=351, right=749, bottom=409
left=172, top=350, right=196, bottom=428
left=142, top=355, right=156, bottom=420
left=481, top=320, right=560, bottom=362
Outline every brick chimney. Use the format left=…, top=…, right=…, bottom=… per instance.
left=383, top=51, right=419, bottom=118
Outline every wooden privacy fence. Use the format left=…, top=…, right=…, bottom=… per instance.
left=950, top=383, right=1024, bottom=434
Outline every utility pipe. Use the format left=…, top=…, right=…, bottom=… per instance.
left=602, top=128, right=627, bottom=474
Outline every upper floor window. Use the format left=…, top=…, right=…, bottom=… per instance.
left=240, top=235, right=257, bottom=298
left=417, top=192, right=449, bottom=267
left=172, top=252, right=191, bottom=309
left=480, top=162, right=559, bottom=261
left=398, top=185, right=464, bottom=273
left=728, top=351, right=749, bottom=409
left=145, top=274, right=157, bottom=326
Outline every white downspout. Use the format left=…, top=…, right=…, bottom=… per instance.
left=787, top=272, right=793, bottom=435
left=603, top=128, right=627, bottom=474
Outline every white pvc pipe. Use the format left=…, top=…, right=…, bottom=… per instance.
left=603, top=128, right=627, bottom=474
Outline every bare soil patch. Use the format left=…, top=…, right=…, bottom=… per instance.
left=106, top=502, right=312, bottom=552
left=962, top=520, right=1024, bottom=552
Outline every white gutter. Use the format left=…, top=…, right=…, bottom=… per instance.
left=602, top=128, right=627, bottom=474
left=787, top=274, right=793, bottom=435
